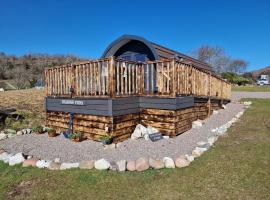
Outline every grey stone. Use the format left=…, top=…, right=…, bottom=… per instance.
left=127, top=160, right=136, bottom=171
left=60, top=162, right=79, bottom=170
left=175, top=156, right=190, bottom=168
left=163, top=157, right=175, bottom=168
left=8, top=153, right=25, bottom=166
left=109, top=161, right=118, bottom=171
left=48, top=162, right=61, bottom=170
left=0, top=133, right=7, bottom=140
left=94, top=159, right=110, bottom=170
left=198, top=143, right=210, bottom=150
left=22, top=159, right=38, bottom=167
left=16, top=131, right=23, bottom=135
left=79, top=160, right=94, bottom=169
left=104, top=143, right=116, bottom=150
left=117, top=160, right=126, bottom=172
left=135, top=157, right=149, bottom=171
left=192, top=120, right=203, bottom=128
left=149, top=158, right=164, bottom=169
left=4, top=129, right=16, bottom=135
left=36, top=160, right=51, bottom=168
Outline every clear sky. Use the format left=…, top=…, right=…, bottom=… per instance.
left=0, top=0, right=269, bottom=71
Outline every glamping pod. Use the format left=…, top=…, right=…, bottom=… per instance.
left=44, top=35, right=231, bottom=142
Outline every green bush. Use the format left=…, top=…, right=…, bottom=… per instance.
left=222, top=72, right=252, bottom=85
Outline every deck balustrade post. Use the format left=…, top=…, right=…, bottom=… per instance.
left=109, top=56, right=116, bottom=98
left=71, top=64, right=76, bottom=98
left=170, top=59, right=176, bottom=98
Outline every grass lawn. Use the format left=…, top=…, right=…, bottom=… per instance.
left=232, top=85, right=270, bottom=92
left=0, top=99, right=270, bottom=199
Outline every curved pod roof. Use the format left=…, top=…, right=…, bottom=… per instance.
left=102, top=34, right=212, bottom=72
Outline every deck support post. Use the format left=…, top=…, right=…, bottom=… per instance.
left=208, top=72, right=211, bottom=117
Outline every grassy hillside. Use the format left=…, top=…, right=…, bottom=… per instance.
left=0, top=99, right=270, bottom=200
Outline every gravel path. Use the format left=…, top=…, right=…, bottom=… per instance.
left=0, top=103, right=244, bottom=163
left=232, top=92, right=270, bottom=101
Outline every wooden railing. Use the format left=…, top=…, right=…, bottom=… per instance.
left=44, top=57, right=231, bottom=99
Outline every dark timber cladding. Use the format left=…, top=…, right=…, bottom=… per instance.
left=45, top=96, right=194, bottom=116
left=45, top=34, right=231, bottom=142
left=102, top=34, right=213, bottom=72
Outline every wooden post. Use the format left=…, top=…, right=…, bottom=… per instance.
left=170, top=59, right=176, bottom=97
left=221, top=81, right=224, bottom=106
left=109, top=56, right=116, bottom=98
left=208, top=72, right=211, bottom=117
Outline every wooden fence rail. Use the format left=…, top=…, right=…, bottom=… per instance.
left=45, top=57, right=231, bottom=99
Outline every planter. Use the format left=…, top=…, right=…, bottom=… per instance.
left=72, top=137, right=81, bottom=142
left=35, top=130, right=44, bottom=134
left=48, top=130, right=57, bottom=137
left=101, top=137, right=113, bottom=145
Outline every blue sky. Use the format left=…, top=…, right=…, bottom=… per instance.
left=0, top=0, right=269, bottom=71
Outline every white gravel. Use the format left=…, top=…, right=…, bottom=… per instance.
left=0, top=102, right=244, bottom=162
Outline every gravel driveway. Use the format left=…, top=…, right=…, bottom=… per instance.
left=232, top=92, right=270, bottom=101
left=0, top=103, right=244, bottom=163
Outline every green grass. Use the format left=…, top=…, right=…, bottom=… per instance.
left=0, top=99, right=270, bottom=200
left=232, top=85, right=270, bottom=92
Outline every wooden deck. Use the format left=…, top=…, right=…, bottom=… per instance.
left=44, top=57, right=231, bottom=142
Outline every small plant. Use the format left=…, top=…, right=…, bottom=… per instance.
left=70, top=132, right=82, bottom=142
left=33, top=125, right=44, bottom=134
left=101, top=134, right=113, bottom=145
left=46, top=127, right=57, bottom=137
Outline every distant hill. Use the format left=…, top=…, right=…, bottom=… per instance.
left=243, top=66, right=270, bottom=80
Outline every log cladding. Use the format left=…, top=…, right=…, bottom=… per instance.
left=46, top=99, right=224, bottom=142
left=46, top=111, right=139, bottom=142
left=141, top=100, right=222, bottom=137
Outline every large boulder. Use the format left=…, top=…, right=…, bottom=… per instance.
left=126, top=160, right=136, bottom=171
left=135, top=157, right=149, bottom=171
left=94, top=159, right=110, bottom=170
left=131, top=124, right=148, bottom=140
left=79, top=160, right=94, bottom=169
left=175, top=156, right=190, bottom=168
left=22, top=159, right=38, bottom=167
left=163, top=157, right=175, bottom=168
left=149, top=158, right=164, bottom=169
left=8, top=153, right=25, bottom=166
left=117, top=160, right=127, bottom=172
left=60, top=162, right=79, bottom=170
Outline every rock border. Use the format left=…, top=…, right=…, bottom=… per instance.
left=0, top=102, right=251, bottom=172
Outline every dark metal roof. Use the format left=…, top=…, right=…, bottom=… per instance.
left=102, top=34, right=212, bottom=72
